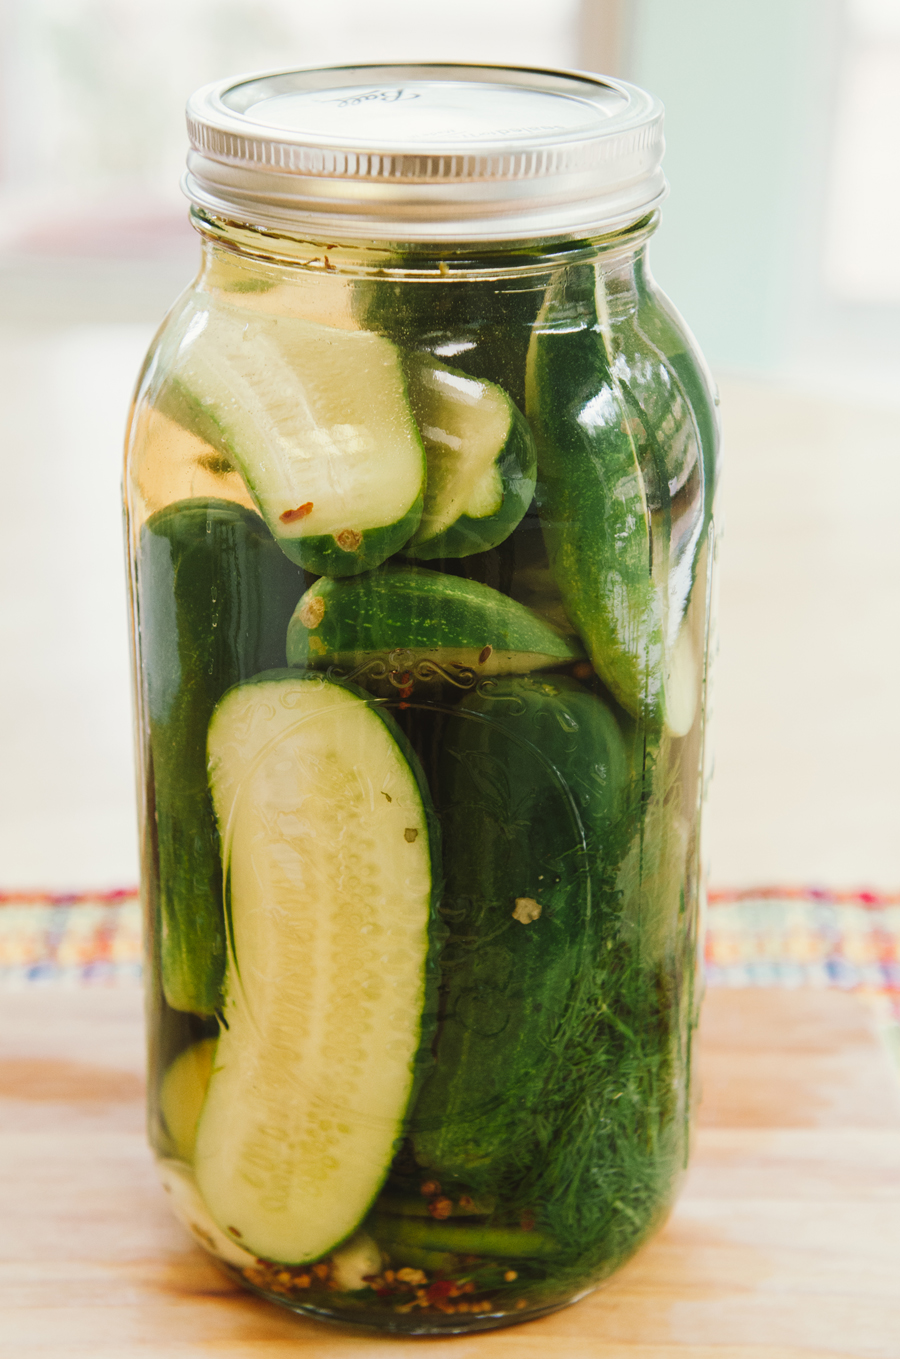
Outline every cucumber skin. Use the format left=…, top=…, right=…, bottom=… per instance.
left=137, top=499, right=307, bottom=1014
left=357, top=263, right=548, bottom=413
left=160, top=375, right=425, bottom=580
left=410, top=676, right=637, bottom=1190
left=527, top=323, right=661, bottom=724
left=272, top=493, right=424, bottom=579
left=405, top=403, right=537, bottom=561
left=401, top=355, right=537, bottom=561
left=286, top=566, right=580, bottom=670
left=630, top=282, right=721, bottom=536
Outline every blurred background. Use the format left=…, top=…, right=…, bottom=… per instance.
left=1, top=0, right=898, bottom=893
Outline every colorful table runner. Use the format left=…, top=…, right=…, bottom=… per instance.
left=0, top=889, right=142, bottom=989
left=3, top=888, right=900, bottom=1017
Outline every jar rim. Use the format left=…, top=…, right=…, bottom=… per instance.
left=183, top=62, right=667, bottom=244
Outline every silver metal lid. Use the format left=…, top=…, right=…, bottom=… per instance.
left=184, top=63, right=666, bottom=243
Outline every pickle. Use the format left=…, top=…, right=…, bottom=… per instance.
left=194, top=672, right=437, bottom=1264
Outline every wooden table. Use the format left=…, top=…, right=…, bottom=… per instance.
left=2, top=986, right=899, bottom=1357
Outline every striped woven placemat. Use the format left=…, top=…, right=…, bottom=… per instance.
left=0, top=889, right=142, bottom=989
left=2, top=888, right=900, bottom=1016
left=705, top=887, right=900, bottom=1022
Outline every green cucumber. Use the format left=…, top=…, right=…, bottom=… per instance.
left=526, top=268, right=711, bottom=735
left=629, top=277, right=720, bottom=536
left=159, top=1038, right=216, bottom=1161
left=526, top=276, right=662, bottom=724
left=356, top=255, right=548, bottom=411
left=155, top=301, right=426, bottom=577
left=194, top=672, right=437, bottom=1264
left=286, top=566, right=581, bottom=687
left=401, top=355, right=536, bottom=560
left=411, top=676, right=636, bottom=1189
left=137, top=498, right=306, bottom=1013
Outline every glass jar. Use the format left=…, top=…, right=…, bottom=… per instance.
left=124, top=64, right=719, bottom=1335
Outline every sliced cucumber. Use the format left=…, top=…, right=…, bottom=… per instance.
left=356, top=254, right=547, bottom=411
left=159, top=1039, right=216, bottom=1162
left=402, top=355, right=536, bottom=560
left=526, top=277, right=662, bottom=724
left=662, top=620, right=699, bottom=739
left=194, top=672, right=435, bottom=1264
left=286, top=566, right=581, bottom=687
left=526, top=268, right=708, bottom=736
left=156, top=302, right=425, bottom=577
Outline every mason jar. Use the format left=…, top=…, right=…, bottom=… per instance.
left=124, top=63, right=720, bottom=1335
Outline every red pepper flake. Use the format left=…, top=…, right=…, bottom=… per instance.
left=312, top=1262, right=330, bottom=1280
left=478, top=644, right=493, bottom=665
left=280, top=501, right=314, bottom=524
left=426, top=1279, right=455, bottom=1302
left=227, top=1226, right=243, bottom=1237
left=458, top=1195, right=474, bottom=1210
left=427, top=1196, right=453, bottom=1219
left=573, top=661, right=593, bottom=680
left=420, top=1180, right=441, bottom=1197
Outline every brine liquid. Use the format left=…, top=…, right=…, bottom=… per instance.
left=128, top=246, right=715, bottom=1334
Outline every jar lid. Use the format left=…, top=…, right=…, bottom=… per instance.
left=184, top=63, right=665, bottom=243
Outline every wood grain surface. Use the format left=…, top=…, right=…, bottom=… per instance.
left=1, top=986, right=899, bottom=1358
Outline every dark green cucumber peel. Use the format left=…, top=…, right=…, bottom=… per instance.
left=401, top=354, right=537, bottom=561
left=398, top=678, right=693, bottom=1280
left=356, top=254, right=550, bottom=411
left=409, top=676, right=637, bottom=1191
left=286, top=566, right=582, bottom=683
left=526, top=288, right=662, bottom=725
left=607, top=318, right=709, bottom=671
left=628, top=274, right=721, bottom=534
left=137, top=498, right=307, bottom=1013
